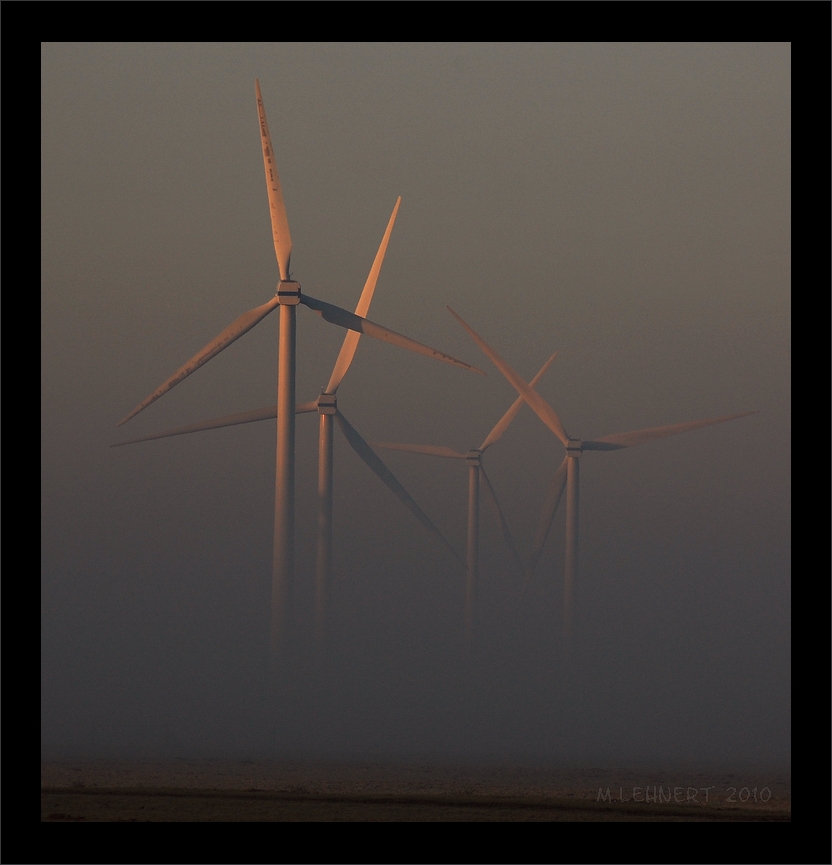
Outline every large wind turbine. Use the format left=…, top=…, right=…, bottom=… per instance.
left=113, top=197, right=463, bottom=652
left=370, top=351, right=558, bottom=648
left=448, top=307, right=757, bottom=645
left=116, top=81, right=483, bottom=665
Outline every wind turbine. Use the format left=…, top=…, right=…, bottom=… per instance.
left=116, top=80, right=483, bottom=665
left=370, top=351, right=559, bottom=648
left=448, top=307, right=758, bottom=646
left=113, top=197, right=464, bottom=652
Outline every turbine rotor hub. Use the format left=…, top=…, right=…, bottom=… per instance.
left=566, top=438, right=583, bottom=458
left=317, top=393, right=337, bottom=415
left=466, top=449, right=482, bottom=466
left=276, top=280, right=301, bottom=305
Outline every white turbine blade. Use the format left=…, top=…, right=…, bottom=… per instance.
left=117, top=296, right=280, bottom=426
left=334, top=411, right=464, bottom=568
left=371, top=442, right=467, bottom=459
left=525, top=455, right=568, bottom=593
left=479, top=465, right=524, bottom=579
left=326, top=197, right=402, bottom=394
left=479, top=351, right=559, bottom=451
left=583, top=411, right=759, bottom=451
left=111, top=400, right=318, bottom=447
left=448, top=307, right=569, bottom=446
left=256, top=80, right=292, bottom=281
left=301, top=294, right=486, bottom=375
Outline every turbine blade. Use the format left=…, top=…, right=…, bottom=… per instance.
left=335, top=411, right=464, bottom=568
left=448, top=307, right=569, bottom=445
left=479, top=465, right=524, bottom=579
left=301, top=294, right=486, bottom=376
left=117, top=296, right=280, bottom=426
left=295, top=400, right=321, bottom=414
left=583, top=411, right=759, bottom=450
left=370, top=442, right=467, bottom=459
left=112, top=406, right=275, bottom=446
left=256, top=80, right=292, bottom=280
left=479, top=351, right=559, bottom=451
left=326, top=197, right=402, bottom=394
left=112, top=400, right=317, bottom=448
left=525, top=455, right=568, bottom=595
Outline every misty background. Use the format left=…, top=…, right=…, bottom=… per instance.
left=42, top=43, right=790, bottom=766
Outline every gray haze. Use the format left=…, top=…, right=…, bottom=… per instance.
left=42, top=43, right=790, bottom=767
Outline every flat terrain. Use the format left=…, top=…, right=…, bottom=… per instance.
left=41, top=760, right=790, bottom=822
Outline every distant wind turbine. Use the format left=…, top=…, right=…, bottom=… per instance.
left=371, top=351, right=559, bottom=648
left=113, top=197, right=463, bottom=652
left=448, top=307, right=758, bottom=646
left=116, top=80, right=483, bottom=665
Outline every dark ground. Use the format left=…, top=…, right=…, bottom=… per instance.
left=41, top=759, right=789, bottom=822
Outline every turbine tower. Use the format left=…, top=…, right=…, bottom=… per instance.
left=113, top=197, right=463, bottom=653
left=116, top=81, right=483, bottom=667
left=448, top=307, right=757, bottom=646
left=371, top=351, right=559, bottom=648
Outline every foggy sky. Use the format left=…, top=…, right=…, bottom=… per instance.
left=42, top=43, right=790, bottom=766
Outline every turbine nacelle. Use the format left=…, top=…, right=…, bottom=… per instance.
left=465, top=449, right=483, bottom=467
